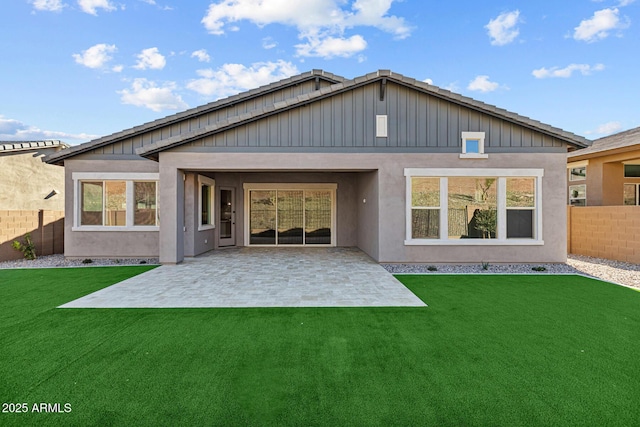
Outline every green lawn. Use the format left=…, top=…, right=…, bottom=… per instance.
left=1, top=269, right=639, bottom=426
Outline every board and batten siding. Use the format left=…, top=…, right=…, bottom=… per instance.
left=91, top=80, right=566, bottom=155
left=89, top=79, right=333, bottom=155
left=179, top=81, right=566, bottom=151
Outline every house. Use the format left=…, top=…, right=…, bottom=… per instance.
left=45, top=70, right=589, bottom=264
left=0, top=140, right=68, bottom=210
left=567, top=126, right=640, bottom=206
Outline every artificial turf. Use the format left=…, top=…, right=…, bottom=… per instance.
left=1, top=268, right=639, bottom=426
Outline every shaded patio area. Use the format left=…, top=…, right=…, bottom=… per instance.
left=59, top=247, right=426, bottom=308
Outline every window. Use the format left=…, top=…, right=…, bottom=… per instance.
left=460, top=132, right=488, bottom=159
left=624, top=184, right=639, bottom=205
left=134, top=182, right=158, bottom=226
left=198, top=175, right=215, bottom=230
left=569, top=184, right=586, bottom=206
left=405, top=168, right=543, bottom=245
left=411, top=178, right=440, bottom=239
left=73, top=173, right=159, bottom=231
left=569, top=166, right=586, bottom=181
left=624, top=164, right=640, bottom=178
left=506, top=178, right=535, bottom=238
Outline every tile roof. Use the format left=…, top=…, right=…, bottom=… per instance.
left=1, top=140, right=69, bottom=152
left=568, top=125, right=640, bottom=159
left=137, top=69, right=591, bottom=158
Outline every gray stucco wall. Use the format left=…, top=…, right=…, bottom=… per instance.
left=0, top=148, right=65, bottom=210
left=64, top=159, right=160, bottom=258
left=157, top=152, right=567, bottom=264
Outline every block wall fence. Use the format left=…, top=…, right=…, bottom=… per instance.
left=567, top=206, right=640, bottom=264
left=0, top=210, right=64, bottom=261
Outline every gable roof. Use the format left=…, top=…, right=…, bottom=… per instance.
left=46, top=69, right=590, bottom=164
left=45, top=69, right=345, bottom=165
left=136, top=70, right=590, bottom=159
left=1, top=140, right=69, bottom=153
left=568, top=125, right=640, bottom=160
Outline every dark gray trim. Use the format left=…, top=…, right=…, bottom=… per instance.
left=165, top=145, right=568, bottom=154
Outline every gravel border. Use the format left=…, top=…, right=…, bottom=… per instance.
left=1, top=253, right=637, bottom=290
left=0, top=254, right=159, bottom=269
left=382, top=254, right=640, bottom=290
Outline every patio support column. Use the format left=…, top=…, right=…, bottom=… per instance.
left=159, top=159, right=185, bottom=264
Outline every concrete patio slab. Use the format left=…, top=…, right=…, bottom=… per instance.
left=59, top=247, right=426, bottom=308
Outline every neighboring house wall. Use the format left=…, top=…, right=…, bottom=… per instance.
left=0, top=210, right=64, bottom=261
left=0, top=144, right=66, bottom=210
left=568, top=206, right=640, bottom=263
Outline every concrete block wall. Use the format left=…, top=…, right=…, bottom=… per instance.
left=568, top=206, right=640, bottom=264
left=0, top=210, right=64, bottom=261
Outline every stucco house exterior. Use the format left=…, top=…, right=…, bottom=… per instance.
left=45, top=70, right=589, bottom=264
left=1, top=140, right=68, bottom=210
left=567, top=126, right=640, bottom=206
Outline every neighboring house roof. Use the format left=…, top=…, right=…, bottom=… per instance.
left=45, top=69, right=345, bottom=165
left=46, top=69, right=590, bottom=164
left=568, top=125, right=640, bottom=160
left=1, top=140, right=69, bottom=153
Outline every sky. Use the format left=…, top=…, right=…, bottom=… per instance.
left=1, top=0, right=638, bottom=145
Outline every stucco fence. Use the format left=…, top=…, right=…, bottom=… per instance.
left=0, top=210, right=64, bottom=261
left=567, top=206, right=640, bottom=264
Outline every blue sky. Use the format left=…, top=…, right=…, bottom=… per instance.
left=1, top=0, right=638, bottom=145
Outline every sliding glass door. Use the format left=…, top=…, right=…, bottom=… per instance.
left=248, top=187, right=334, bottom=246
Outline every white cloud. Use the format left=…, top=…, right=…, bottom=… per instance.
left=139, top=0, right=173, bottom=10
left=573, top=8, right=629, bottom=42
left=112, top=64, right=124, bottom=72
left=585, top=121, right=622, bottom=136
left=618, top=0, right=635, bottom=6
left=444, top=82, right=460, bottom=93
left=201, top=0, right=411, bottom=59
left=0, top=115, right=98, bottom=143
left=191, top=49, right=211, bottom=63
left=118, top=78, right=188, bottom=112
left=486, top=10, right=521, bottom=46
left=295, top=34, right=367, bottom=58
left=532, top=63, right=605, bottom=78
left=31, top=0, right=66, bottom=12
left=423, top=78, right=433, bottom=85
left=467, top=75, right=500, bottom=92
left=186, top=60, right=299, bottom=99
left=134, top=47, right=166, bottom=70
left=262, top=37, right=277, bottom=49
left=72, top=43, right=117, bottom=69
left=77, top=0, right=116, bottom=15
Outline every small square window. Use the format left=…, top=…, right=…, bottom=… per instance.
left=569, top=166, right=586, bottom=181
left=460, top=132, right=487, bottom=159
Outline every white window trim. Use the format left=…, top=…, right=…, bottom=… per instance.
left=242, top=183, right=337, bottom=247
left=404, top=168, right=544, bottom=246
left=198, top=175, right=216, bottom=231
left=460, top=131, right=488, bottom=159
left=72, top=172, right=159, bottom=232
